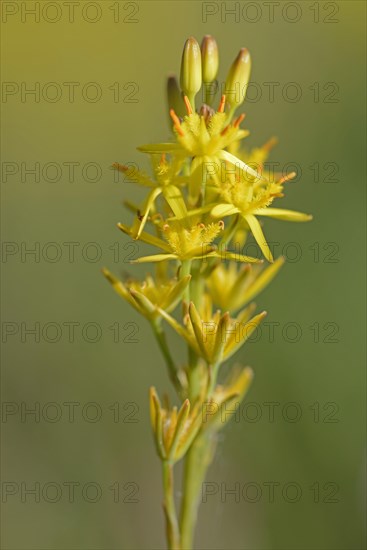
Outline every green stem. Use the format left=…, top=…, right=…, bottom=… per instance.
left=151, top=319, right=183, bottom=398
left=162, top=461, right=181, bottom=550
left=180, top=432, right=216, bottom=549
left=180, top=260, right=192, bottom=303
left=179, top=260, right=218, bottom=548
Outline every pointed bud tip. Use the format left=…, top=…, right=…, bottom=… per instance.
left=180, top=36, right=202, bottom=100
left=201, top=35, right=219, bottom=83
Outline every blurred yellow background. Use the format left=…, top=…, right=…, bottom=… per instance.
left=1, top=1, right=366, bottom=548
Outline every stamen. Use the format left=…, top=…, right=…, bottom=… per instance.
left=218, top=94, right=226, bottom=113
left=183, top=95, right=193, bottom=115
left=220, top=125, right=230, bottom=136
left=263, top=136, right=278, bottom=151
left=218, top=220, right=225, bottom=230
left=279, top=171, right=296, bottom=184
left=233, top=113, right=245, bottom=128
left=112, top=162, right=129, bottom=172
left=169, top=109, right=184, bottom=136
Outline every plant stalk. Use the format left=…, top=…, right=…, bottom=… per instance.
left=162, top=461, right=181, bottom=550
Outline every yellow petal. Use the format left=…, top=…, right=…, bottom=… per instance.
left=253, top=208, right=313, bottom=222
left=131, top=187, right=162, bottom=239
left=137, top=143, right=183, bottom=153
left=245, top=214, right=273, bottom=262
left=102, top=268, right=142, bottom=312
left=168, top=399, right=190, bottom=460
left=217, top=251, right=263, bottom=264
left=188, top=302, right=210, bottom=362
left=130, top=253, right=178, bottom=264
left=163, top=184, right=188, bottom=219
left=117, top=223, right=171, bottom=252
left=242, top=256, right=285, bottom=304
left=219, top=149, right=267, bottom=182
left=224, top=311, right=267, bottom=360
left=211, top=203, right=240, bottom=218
left=160, top=275, right=191, bottom=312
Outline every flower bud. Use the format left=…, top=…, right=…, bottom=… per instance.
left=166, top=75, right=185, bottom=118
left=201, top=35, right=219, bottom=83
left=180, top=37, right=202, bottom=107
left=225, top=48, right=251, bottom=109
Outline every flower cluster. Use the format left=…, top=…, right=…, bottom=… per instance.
left=104, top=36, right=312, bottom=549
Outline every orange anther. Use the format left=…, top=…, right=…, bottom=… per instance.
left=279, top=171, right=296, bottom=184
left=218, top=94, right=226, bottom=113
left=183, top=95, right=193, bottom=115
left=169, top=109, right=184, bottom=136
left=263, top=136, right=278, bottom=151
left=233, top=113, right=245, bottom=127
left=220, top=125, right=230, bottom=136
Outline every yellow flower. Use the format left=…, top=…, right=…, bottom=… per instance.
left=117, top=220, right=261, bottom=265
left=113, top=154, right=188, bottom=238
left=211, top=171, right=312, bottom=262
left=149, top=387, right=202, bottom=463
left=206, top=256, right=285, bottom=313
left=158, top=299, right=266, bottom=365
left=102, top=268, right=191, bottom=320
left=138, top=95, right=264, bottom=205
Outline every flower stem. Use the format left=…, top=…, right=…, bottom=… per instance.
left=180, top=432, right=216, bottom=549
left=151, top=319, right=183, bottom=398
left=162, top=461, right=181, bottom=550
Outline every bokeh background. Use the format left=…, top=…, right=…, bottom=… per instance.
left=1, top=1, right=366, bottom=549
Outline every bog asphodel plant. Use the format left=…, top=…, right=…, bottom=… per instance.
left=104, top=36, right=312, bottom=549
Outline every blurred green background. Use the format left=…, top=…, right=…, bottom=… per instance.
left=1, top=1, right=366, bottom=549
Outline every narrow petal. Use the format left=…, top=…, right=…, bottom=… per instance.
left=117, top=223, right=172, bottom=252
left=253, top=208, right=313, bottom=221
left=245, top=214, right=273, bottom=262
left=242, top=256, right=285, bottom=304
left=211, top=203, right=240, bottom=218
left=224, top=311, right=267, bottom=360
left=102, top=268, right=142, bottom=312
left=131, top=187, right=162, bottom=239
left=217, top=251, right=263, bottom=264
left=163, top=184, right=188, bottom=219
left=137, top=143, right=184, bottom=153
left=218, top=149, right=267, bottom=182
left=160, top=275, right=191, bottom=312
left=130, top=253, right=178, bottom=264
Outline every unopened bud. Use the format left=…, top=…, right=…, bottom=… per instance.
left=201, top=35, right=219, bottom=83
left=167, top=75, right=185, bottom=118
left=225, top=48, right=251, bottom=109
left=180, top=37, right=202, bottom=108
